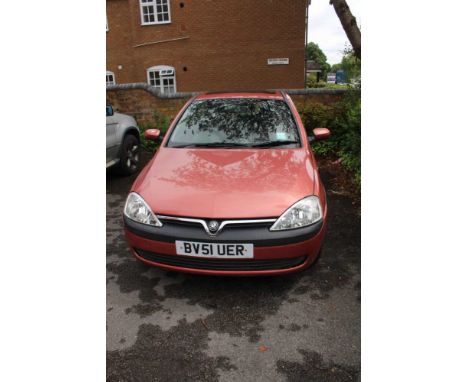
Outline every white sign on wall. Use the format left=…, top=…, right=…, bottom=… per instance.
left=267, top=58, right=289, bottom=65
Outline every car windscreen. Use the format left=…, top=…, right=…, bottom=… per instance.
left=166, top=98, right=301, bottom=148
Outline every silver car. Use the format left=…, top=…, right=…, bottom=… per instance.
left=106, top=105, right=141, bottom=175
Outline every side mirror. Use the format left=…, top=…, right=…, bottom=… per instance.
left=308, top=127, right=330, bottom=142
left=144, top=129, right=161, bottom=141
left=106, top=105, right=114, bottom=117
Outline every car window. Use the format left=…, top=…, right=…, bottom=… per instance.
left=166, top=98, right=301, bottom=148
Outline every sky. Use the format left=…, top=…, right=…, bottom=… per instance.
left=307, top=0, right=361, bottom=65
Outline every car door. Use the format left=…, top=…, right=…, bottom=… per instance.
left=106, top=107, right=119, bottom=165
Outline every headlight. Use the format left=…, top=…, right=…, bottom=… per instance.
left=124, top=192, right=162, bottom=227
left=270, top=196, right=322, bottom=231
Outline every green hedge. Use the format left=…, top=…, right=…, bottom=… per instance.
left=298, top=90, right=361, bottom=187
left=138, top=111, right=170, bottom=151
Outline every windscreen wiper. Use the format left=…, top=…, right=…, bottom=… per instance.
left=170, top=142, right=253, bottom=148
left=251, top=140, right=300, bottom=148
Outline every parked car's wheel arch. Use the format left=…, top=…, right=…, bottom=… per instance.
left=122, top=126, right=140, bottom=143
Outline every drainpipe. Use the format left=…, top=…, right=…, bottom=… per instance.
left=304, top=1, right=311, bottom=88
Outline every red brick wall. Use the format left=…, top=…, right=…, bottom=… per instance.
left=106, top=87, right=346, bottom=126
left=107, top=88, right=189, bottom=125
left=106, top=0, right=309, bottom=91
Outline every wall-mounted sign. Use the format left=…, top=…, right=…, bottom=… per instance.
left=267, top=58, right=289, bottom=65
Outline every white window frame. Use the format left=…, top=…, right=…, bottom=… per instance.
left=147, top=65, right=176, bottom=94
left=106, top=71, right=116, bottom=85
left=139, top=0, right=171, bottom=26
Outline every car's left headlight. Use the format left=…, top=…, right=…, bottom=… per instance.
left=270, top=196, right=322, bottom=231
left=124, top=192, right=162, bottom=227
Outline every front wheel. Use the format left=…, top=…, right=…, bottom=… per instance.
left=119, top=134, right=140, bottom=175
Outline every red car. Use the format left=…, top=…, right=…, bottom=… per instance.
left=123, top=91, right=330, bottom=276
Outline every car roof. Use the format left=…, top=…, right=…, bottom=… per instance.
left=194, top=91, right=284, bottom=101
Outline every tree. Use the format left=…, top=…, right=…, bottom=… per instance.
left=305, top=42, right=331, bottom=80
left=330, top=0, right=361, bottom=59
left=340, top=51, right=360, bottom=82
left=330, top=63, right=342, bottom=73
left=329, top=46, right=360, bottom=83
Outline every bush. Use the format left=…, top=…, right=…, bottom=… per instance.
left=138, top=110, right=171, bottom=151
left=298, top=89, right=361, bottom=187
left=307, top=79, right=327, bottom=88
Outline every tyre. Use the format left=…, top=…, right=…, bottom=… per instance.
left=119, top=134, right=140, bottom=175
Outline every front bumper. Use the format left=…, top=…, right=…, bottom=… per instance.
left=123, top=215, right=327, bottom=276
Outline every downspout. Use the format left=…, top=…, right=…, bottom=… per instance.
left=304, top=1, right=311, bottom=88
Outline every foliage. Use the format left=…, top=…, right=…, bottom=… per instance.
left=325, top=83, right=352, bottom=89
left=298, top=89, right=361, bottom=187
left=306, top=76, right=326, bottom=88
left=329, top=44, right=361, bottom=83
left=330, top=63, right=342, bottom=73
left=306, top=42, right=331, bottom=81
left=306, top=77, right=350, bottom=89
left=138, top=110, right=171, bottom=151
left=340, top=52, right=360, bottom=83
left=331, top=47, right=361, bottom=83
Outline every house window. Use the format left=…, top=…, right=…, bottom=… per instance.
left=106, top=71, right=116, bottom=85
left=147, top=66, right=176, bottom=93
left=140, top=0, right=171, bottom=25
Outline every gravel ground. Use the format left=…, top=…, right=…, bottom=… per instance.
left=106, top=150, right=361, bottom=382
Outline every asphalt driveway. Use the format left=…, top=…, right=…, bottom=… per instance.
left=106, top=150, right=361, bottom=382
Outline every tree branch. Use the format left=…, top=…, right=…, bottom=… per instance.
left=330, top=0, right=361, bottom=59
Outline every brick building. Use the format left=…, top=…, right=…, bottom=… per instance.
left=106, top=0, right=309, bottom=93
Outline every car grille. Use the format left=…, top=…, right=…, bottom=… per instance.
left=134, top=249, right=306, bottom=271
left=160, top=219, right=273, bottom=229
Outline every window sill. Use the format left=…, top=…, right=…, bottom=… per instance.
left=141, top=21, right=172, bottom=26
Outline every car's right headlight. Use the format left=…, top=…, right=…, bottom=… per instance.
left=270, top=195, right=322, bottom=231
left=124, top=192, right=162, bottom=227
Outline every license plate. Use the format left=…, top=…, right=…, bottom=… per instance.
left=175, top=240, right=254, bottom=259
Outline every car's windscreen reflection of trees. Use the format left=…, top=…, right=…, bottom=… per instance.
left=168, top=99, right=300, bottom=146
